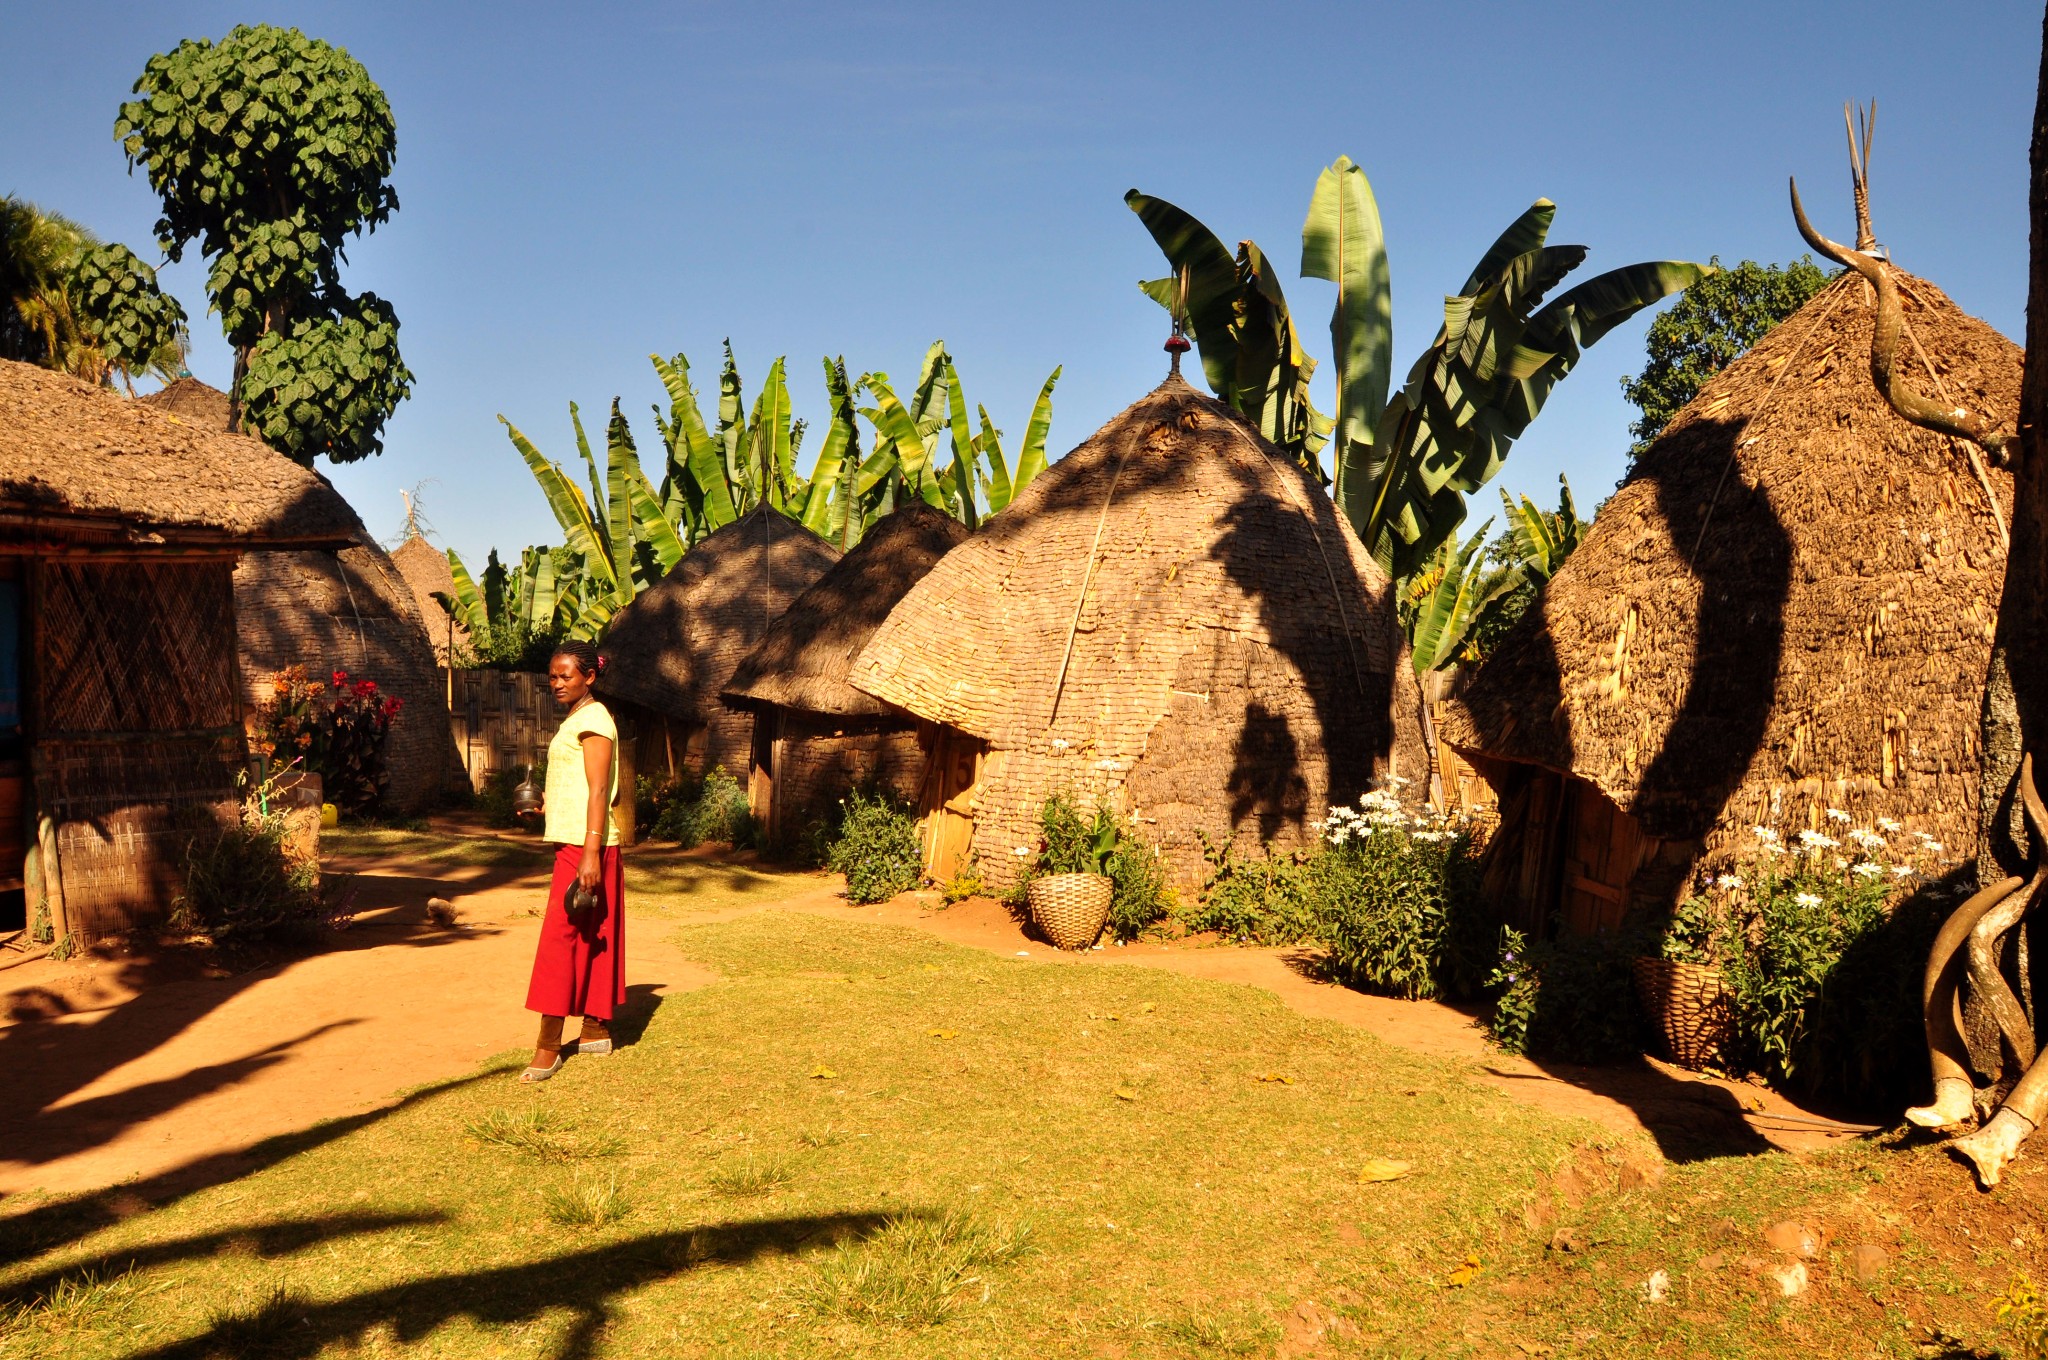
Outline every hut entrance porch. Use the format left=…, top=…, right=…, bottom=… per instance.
left=916, top=724, right=983, bottom=883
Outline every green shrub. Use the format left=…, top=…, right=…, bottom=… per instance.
left=253, top=665, right=399, bottom=816
left=475, top=766, right=531, bottom=830
left=828, top=790, right=923, bottom=904
left=1010, top=792, right=1169, bottom=941
left=1185, top=791, right=1487, bottom=1001
left=644, top=766, right=756, bottom=849
left=1484, top=926, right=1641, bottom=1064
left=174, top=784, right=328, bottom=944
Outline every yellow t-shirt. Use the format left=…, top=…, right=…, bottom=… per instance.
left=542, top=700, right=621, bottom=847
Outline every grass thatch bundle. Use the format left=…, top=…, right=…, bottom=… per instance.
left=851, top=373, right=1426, bottom=891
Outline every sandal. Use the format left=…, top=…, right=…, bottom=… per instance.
left=576, top=1038, right=613, bottom=1057
left=520, top=1051, right=564, bottom=1083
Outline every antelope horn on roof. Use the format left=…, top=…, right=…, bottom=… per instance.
left=1789, top=176, right=2014, bottom=465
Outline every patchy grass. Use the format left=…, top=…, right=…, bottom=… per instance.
left=1, top=910, right=2040, bottom=1359
left=464, top=1108, right=622, bottom=1160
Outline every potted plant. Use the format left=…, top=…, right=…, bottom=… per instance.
left=1633, top=892, right=1736, bottom=1071
left=1025, top=796, right=1118, bottom=950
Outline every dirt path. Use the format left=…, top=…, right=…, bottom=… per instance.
left=0, top=845, right=1862, bottom=1202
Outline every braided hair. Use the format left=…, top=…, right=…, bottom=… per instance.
left=551, top=640, right=608, bottom=678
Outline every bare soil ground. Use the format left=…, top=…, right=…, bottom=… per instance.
left=0, top=831, right=1862, bottom=1202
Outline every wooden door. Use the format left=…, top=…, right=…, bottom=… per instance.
left=747, top=710, right=778, bottom=836
left=916, top=725, right=982, bottom=882
left=1559, top=779, right=1642, bottom=935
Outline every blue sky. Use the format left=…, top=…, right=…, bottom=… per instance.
left=6, top=2, right=2039, bottom=568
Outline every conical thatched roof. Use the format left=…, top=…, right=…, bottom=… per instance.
left=140, top=375, right=233, bottom=430
left=1438, top=270, right=2017, bottom=863
left=2, top=360, right=356, bottom=546
left=722, top=503, right=968, bottom=718
left=597, top=505, right=840, bottom=772
left=852, top=372, right=1427, bottom=888
left=390, top=532, right=467, bottom=663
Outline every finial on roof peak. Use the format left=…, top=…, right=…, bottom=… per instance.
left=1165, top=263, right=1192, bottom=377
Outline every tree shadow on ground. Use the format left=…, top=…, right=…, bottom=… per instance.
left=115, top=1211, right=897, bottom=1360
left=0, top=1069, right=502, bottom=1266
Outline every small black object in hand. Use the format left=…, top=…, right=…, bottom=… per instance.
left=565, top=882, right=602, bottom=924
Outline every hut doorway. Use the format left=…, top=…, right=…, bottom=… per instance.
left=917, top=725, right=983, bottom=882
left=1559, top=779, right=1643, bottom=936
left=748, top=710, right=780, bottom=838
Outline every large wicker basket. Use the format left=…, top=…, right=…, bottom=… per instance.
left=1027, top=872, right=1113, bottom=951
left=1632, top=956, right=1733, bottom=1071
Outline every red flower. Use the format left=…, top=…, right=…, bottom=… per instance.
left=332, top=670, right=349, bottom=687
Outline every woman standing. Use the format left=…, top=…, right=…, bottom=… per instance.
left=521, top=641, right=625, bottom=1081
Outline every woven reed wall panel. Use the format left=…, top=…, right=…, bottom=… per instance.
left=1442, top=271, right=2017, bottom=885
left=773, top=712, right=922, bottom=830
left=38, top=733, right=241, bottom=936
left=38, top=561, right=237, bottom=733
left=448, top=668, right=556, bottom=788
left=853, top=376, right=1423, bottom=892
left=236, top=545, right=459, bottom=814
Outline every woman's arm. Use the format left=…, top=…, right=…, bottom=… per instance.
left=578, top=732, right=615, bottom=891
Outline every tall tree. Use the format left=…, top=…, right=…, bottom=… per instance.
left=1619, top=256, right=1831, bottom=463
left=116, top=23, right=412, bottom=463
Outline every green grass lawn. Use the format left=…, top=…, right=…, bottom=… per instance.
left=0, top=910, right=2037, bottom=1358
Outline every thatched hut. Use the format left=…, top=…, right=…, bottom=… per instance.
left=1436, top=271, right=2017, bottom=936
left=596, top=505, right=840, bottom=784
left=721, top=504, right=969, bottom=845
left=138, top=380, right=458, bottom=815
left=390, top=531, right=466, bottom=665
left=849, top=373, right=1428, bottom=889
left=0, top=358, right=360, bottom=938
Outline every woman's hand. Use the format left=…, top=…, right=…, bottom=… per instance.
left=578, top=844, right=601, bottom=893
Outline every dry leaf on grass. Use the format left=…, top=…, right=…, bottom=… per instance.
left=1446, top=1254, right=1482, bottom=1288
left=927, top=1029, right=958, bottom=1040
left=1255, top=1073, right=1295, bottom=1085
left=810, top=1066, right=839, bottom=1079
left=1113, top=1088, right=1137, bottom=1101
left=1357, top=1159, right=1412, bottom=1184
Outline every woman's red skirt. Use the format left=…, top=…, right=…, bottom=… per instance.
left=525, top=843, right=625, bottom=1021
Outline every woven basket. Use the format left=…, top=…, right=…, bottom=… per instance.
left=1632, top=956, right=1733, bottom=1071
left=1027, top=872, right=1113, bottom=951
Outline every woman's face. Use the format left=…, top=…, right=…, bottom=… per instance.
left=548, top=655, right=593, bottom=708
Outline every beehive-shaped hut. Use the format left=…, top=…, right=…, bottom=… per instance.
left=1437, top=270, right=2017, bottom=936
left=1, top=359, right=359, bottom=937
left=597, top=505, right=839, bottom=782
left=390, top=531, right=466, bottom=665
left=722, top=504, right=969, bottom=845
left=850, top=373, right=1428, bottom=890
left=138, top=380, right=459, bottom=815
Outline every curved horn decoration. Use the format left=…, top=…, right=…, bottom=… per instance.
left=1790, top=178, right=2015, bottom=466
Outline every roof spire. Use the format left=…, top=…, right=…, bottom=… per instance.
left=1165, top=263, right=1192, bottom=376
left=1846, top=99, right=1878, bottom=253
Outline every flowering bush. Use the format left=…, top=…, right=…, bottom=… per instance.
left=1189, top=784, right=1489, bottom=1001
left=1709, top=814, right=1950, bottom=1102
left=254, top=666, right=402, bottom=816
left=828, top=789, right=923, bottom=904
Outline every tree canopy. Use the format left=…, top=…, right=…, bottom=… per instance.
left=1619, top=256, right=1831, bottom=464
left=0, top=197, right=187, bottom=388
left=116, top=23, right=411, bottom=463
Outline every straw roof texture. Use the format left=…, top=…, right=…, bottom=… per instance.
left=1, top=360, right=357, bottom=546
left=852, top=373, right=1427, bottom=889
left=141, top=376, right=233, bottom=429
left=722, top=503, right=968, bottom=718
left=597, top=505, right=840, bottom=774
left=1438, top=270, right=2016, bottom=864
left=391, top=532, right=468, bottom=663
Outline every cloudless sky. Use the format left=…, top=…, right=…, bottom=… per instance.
left=5, top=2, right=2041, bottom=569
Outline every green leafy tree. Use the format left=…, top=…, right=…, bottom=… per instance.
left=1619, top=256, right=1831, bottom=462
left=116, top=23, right=411, bottom=462
left=0, top=198, right=187, bottom=387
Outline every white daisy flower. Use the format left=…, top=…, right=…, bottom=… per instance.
left=1891, top=865, right=1915, bottom=878
left=1050, top=738, right=1070, bottom=751
left=1715, top=874, right=1742, bottom=890
left=1851, top=862, right=1885, bottom=878
left=1012, top=845, right=1032, bottom=857
left=1877, top=818, right=1903, bottom=833
left=1826, top=808, right=1851, bottom=823
left=1794, top=892, right=1824, bottom=908
left=1797, top=829, right=1839, bottom=850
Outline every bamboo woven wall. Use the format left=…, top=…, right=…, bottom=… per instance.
left=448, top=668, right=556, bottom=788
left=854, top=376, right=1428, bottom=892
left=1441, top=271, right=2017, bottom=893
left=32, top=560, right=243, bottom=936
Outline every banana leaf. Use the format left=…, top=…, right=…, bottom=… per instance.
left=1301, top=155, right=1392, bottom=509
left=1124, top=190, right=1242, bottom=400
left=444, top=549, right=489, bottom=634
left=862, top=375, right=949, bottom=511
left=1013, top=365, right=1061, bottom=495
left=976, top=403, right=1012, bottom=513
left=943, top=361, right=981, bottom=530
left=499, top=416, right=614, bottom=595
left=603, top=401, right=638, bottom=600
left=717, top=341, right=746, bottom=496
left=651, top=352, right=739, bottom=534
